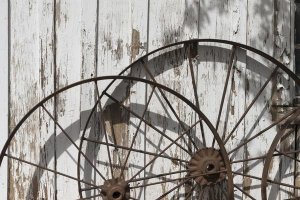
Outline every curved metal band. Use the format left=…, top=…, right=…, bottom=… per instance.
left=3, top=39, right=300, bottom=200
left=111, top=39, right=300, bottom=85
left=261, top=109, right=300, bottom=200
left=0, top=76, right=235, bottom=199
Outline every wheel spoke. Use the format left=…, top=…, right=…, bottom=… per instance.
left=120, top=86, right=156, bottom=178
left=41, top=104, right=106, bottom=181
left=231, top=143, right=298, bottom=164
left=213, top=45, right=236, bottom=147
left=129, top=169, right=188, bottom=183
left=84, top=137, right=188, bottom=164
left=95, top=81, right=114, bottom=179
left=231, top=154, right=267, bottom=164
left=233, top=171, right=300, bottom=189
left=128, top=120, right=201, bottom=182
left=188, top=43, right=207, bottom=147
left=81, top=185, right=102, bottom=191
left=228, top=108, right=297, bottom=154
left=104, top=91, right=192, bottom=155
left=5, top=154, right=98, bottom=187
left=155, top=178, right=192, bottom=200
left=130, top=176, right=188, bottom=189
left=275, top=149, right=300, bottom=162
left=233, top=184, right=255, bottom=200
left=224, top=66, right=279, bottom=144
left=141, top=59, right=199, bottom=151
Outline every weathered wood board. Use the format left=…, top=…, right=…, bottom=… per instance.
left=0, top=0, right=8, bottom=199
left=0, top=0, right=297, bottom=199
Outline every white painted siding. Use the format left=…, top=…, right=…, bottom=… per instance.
left=0, top=0, right=297, bottom=199
left=0, top=0, right=8, bottom=199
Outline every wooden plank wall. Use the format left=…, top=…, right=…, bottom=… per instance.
left=0, top=0, right=8, bottom=199
left=0, top=0, right=296, bottom=199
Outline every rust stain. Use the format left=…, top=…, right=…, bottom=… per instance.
left=103, top=103, right=129, bottom=176
left=243, top=148, right=252, bottom=195
left=270, top=72, right=282, bottom=121
left=43, top=184, right=48, bottom=200
left=230, top=105, right=235, bottom=115
left=242, top=177, right=252, bottom=195
left=114, top=39, right=123, bottom=61
left=9, top=161, right=15, bottom=200
left=130, top=29, right=140, bottom=62
left=9, top=163, right=25, bottom=199
left=32, top=175, right=39, bottom=200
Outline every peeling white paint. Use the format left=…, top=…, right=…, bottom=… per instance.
left=0, top=0, right=8, bottom=199
left=2, top=0, right=297, bottom=199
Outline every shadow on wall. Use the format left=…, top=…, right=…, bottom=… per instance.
left=180, top=0, right=290, bottom=59
left=18, top=44, right=295, bottom=199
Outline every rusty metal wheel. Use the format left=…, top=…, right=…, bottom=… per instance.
left=260, top=108, right=300, bottom=200
left=76, top=77, right=233, bottom=199
left=78, top=39, right=300, bottom=199
left=1, top=39, right=300, bottom=200
left=0, top=76, right=233, bottom=200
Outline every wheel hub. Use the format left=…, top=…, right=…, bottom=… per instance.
left=101, top=178, right=130, bottom=200
left=188, top=148, right=226, bottom=186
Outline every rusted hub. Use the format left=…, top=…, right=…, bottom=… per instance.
left=188, top=148, right=226, bottom=185
left=101, top=178, right=130, bottom=200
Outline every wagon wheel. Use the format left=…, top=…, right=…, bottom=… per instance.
left=0, top=76, right=233, bottom=199
left=77, top=39, right=300, bottom=199
left=260, top=107, right=300, bottom=200
left=1, top=39, right=299, bottom=200
left=76, top=76, right=236, bottom=200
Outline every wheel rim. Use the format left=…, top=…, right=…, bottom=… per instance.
left=3, top=39, right=300, bottom=199
left=75, top=77, right=233, bottom=199
left=261, top=108, right=300, bottom=200
left=0, top=76, right=233, bottom=199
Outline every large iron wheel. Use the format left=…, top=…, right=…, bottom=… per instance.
left=1, top=39, right=300, bottom=199
left=80, top=39, right=300, bottom=199
left=0, top=76, right=234, bottom=199
left=260, top=108, right=300, bottom=200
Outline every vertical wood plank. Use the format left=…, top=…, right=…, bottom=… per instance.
left=225, top=1, right=247, bottom=199
left=9, top=0, right=50, bottom=199
left=37, top=0, right=56, bottom=199
left=198, top=0, right=247, bottom=199
left=79, top=0, right=98, bottom=197
left=8, top=0, right=56, bottom=198
left=0, top=0, right=8, bottom=199
left=127, top=1, right=148, bottom=199
left=96, top=0, right=148, bottom=184
left=292, top=1, right=300, bottom=197
left=246, top=1, right=277, bottom=199
left=55, top=0, right=82, bottom=199
left=2, top=1, right=296, bottom=199
left=147, top=0, right=199, bottom=198
left=274, top=0, right=294, bottom=199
